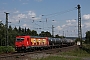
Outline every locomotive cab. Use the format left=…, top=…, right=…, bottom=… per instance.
left=15, top=36, right=30, bottom=52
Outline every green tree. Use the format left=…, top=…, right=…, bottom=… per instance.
left=0, top=22, right=6, bottom=46
left=39, top=31, right=45, bottom=37
left=14, top=26, right=18, bottom=32
left=39, top=31, right=52, bottom=37
left=55, top=34, right=60, bottom=38
left=85, top=31, right=90, bottom=44
left=8, top=25, right=16, bottom=46
left=31, top=30, right=38, bottom=36
left=44, top=31, right=52, bottom=37
left=26, top=28, right=31, bottom=35
left=24, top=27, right=27, bottom=34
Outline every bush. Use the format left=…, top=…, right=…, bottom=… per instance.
left=0, top=46, right=15, bottom=53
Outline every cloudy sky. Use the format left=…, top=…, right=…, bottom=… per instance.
left=0, top=0, right=90, bottom=37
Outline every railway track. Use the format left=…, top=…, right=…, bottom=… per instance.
left=0, top=45, right=78, bottom=58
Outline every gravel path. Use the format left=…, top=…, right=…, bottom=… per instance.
left=0, top=52, right=90, bottom=60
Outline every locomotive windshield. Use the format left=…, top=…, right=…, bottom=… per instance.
left=16, top=38, right=24, bottom=41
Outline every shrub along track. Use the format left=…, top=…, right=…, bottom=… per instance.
left=0, top=45, right=79, bottom=60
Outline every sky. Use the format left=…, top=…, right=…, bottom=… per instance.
left=0, top=0, right=90, bottom=37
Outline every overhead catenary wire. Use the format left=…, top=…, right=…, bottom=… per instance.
left=41, top=7, right=77, bottom=19
left=8, top=7, right=77, bottom=22
left=31, top=7, right=77, bottom=29
left=0, top=7, right=77, bottom=24
left=2, top=7, right=77, bottom=33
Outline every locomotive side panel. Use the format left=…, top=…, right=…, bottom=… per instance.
left=36, top=38, right=41, bottom=45
left=36, top=38, right=49, bottom=46
left=30, top=37, right=49, bottom=46
left=31, top=38, right=37, bottom=46
left=42, top=38, right=47, bottom=45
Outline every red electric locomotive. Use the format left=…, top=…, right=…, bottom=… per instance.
left=15, top=35, right=49, bottom=52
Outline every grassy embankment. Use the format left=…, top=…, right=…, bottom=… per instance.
left=60, top=44, right=90, bottom=57
left=34, top=44, right=90, bottom=60
left=0, top=46, right=15, bottom=54
left=35, top=56, right=81, bottom=60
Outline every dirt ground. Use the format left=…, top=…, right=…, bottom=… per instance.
left=0, top=52, right=90, bottom=60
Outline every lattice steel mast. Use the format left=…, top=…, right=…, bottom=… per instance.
left=4, top=12, right=9, bottom=47
left=77, top=4, right=82, bottom=47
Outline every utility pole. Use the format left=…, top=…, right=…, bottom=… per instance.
left=52, top=25, right=54, bottom=37
left=63, top=31, right=64, bottom=38
left=4, top=12, right=9, bottom=47
left=77, top=4, right=82, bottom=47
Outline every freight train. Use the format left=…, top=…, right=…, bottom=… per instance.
left=15, top=35, right=75, bottom=52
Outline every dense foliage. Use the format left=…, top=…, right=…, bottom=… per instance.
left=0, top=46, right=14, bottom=53
left=85, top=31, right=90, bottom=44
left=0, top=22, right=39, bottom=47
left=0, top=22, right=53, bottom=47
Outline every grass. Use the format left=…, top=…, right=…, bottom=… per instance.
left=0, top=46, right=15, bottom=54
left=60, top=48, right=90, bottom=57
left=34, top=44, right=90, bottom=60
left=60, top=44, right=90, bottom=57
left=35, top=56, right=81, bottom=60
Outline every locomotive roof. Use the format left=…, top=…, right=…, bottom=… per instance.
left=30, top=36, right=47, bottom=38
left=16, top=35, right=47, bottom=38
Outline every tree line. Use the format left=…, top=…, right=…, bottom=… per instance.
left=0, top=22, right=64, bottom=47
left=0, top=22, right=90, bottom=47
